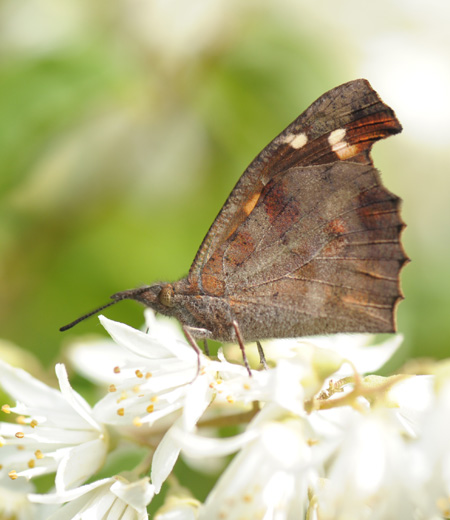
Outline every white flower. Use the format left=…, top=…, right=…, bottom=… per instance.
left=88, top=313, right=270, bottom=493
left=0, top=474, right=37, bottom=520
left=29, top=474, right=154, bottom=520
left=264, top=333, right=403, bottom=377
left=67, top=309, right=187, bottom=386
left=93, top=314, right=264, bottom=429
left=409, top=379, right=450, bottom=517
left=167, top=404, right=319, bottom=519
left=315, top=408, right=419, bottom=520
left=0, top=360, right=108, bottom=491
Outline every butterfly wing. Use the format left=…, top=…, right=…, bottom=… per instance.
left=199, top=161, right=407, bottom=339
left=189, top=79, right=402, bottom=286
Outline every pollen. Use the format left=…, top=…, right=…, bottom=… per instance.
left=151, top=396, right=158, bottom=403
left=16, top=416, right=26, bottom=425
left=2, top=404, right=11, bottom=414
left=243, top=383, right=251, bottom=390
left=28, top=459, right=35, bottom=469
left=30, top=419, right=38, bottom=428
left=145, top=372, right=152, bottom=379
left=113, top=366, right=121, bottom=374
left=17, top=445, right=25, bottom=450
left=8, top=470, right=18, bottom=480
left=216, top=379, right=223, bottom=385
left=135, top=370, right=143, bottom=378
left=15, top=432, right=24, bottom=439
left=109, top=384, right=117, bottom=393
left=226, top=395, right=234, bottom=404
left=146, top=404, right=154, bottom=413
left=35, top=450, right=44, bottom=459
left=117, top=408, right=125, bottom=416
left=133, top=417, right=142, bottom=427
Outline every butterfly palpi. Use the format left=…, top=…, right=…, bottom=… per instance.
left=61, top=79, right=408, bottom=374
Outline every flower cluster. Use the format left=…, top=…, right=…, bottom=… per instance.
left=0, top=310, right=449, bottom=519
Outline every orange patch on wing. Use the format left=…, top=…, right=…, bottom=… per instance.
left=243, top=192, right=261, bottom=218
left=224, top=191, right=263, bottom=240
left=201, top=274, right=225, bottom=296
left=327, top=218, right=347, bottom=235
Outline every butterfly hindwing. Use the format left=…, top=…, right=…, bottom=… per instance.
left=199, top=162, right=406, bottom=340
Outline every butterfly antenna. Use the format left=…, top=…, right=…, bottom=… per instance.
left=60, top=298, right=123, bottom=332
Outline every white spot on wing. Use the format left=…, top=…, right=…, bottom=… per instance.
left=328, top=128, right=347, bottom=147
left=281, top=132, right=308, bottom=149
left=327, top=128, right=359, bottom=159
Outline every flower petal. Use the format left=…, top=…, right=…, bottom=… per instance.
left=55, top=438, right=108, bottom=492
left=99, top=316, right=195, bottom=362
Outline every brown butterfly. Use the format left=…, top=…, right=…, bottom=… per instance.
left=61, top=79, right=408, bottom=372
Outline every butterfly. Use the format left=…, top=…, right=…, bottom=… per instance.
left=61, top=79, right=408, bottom=373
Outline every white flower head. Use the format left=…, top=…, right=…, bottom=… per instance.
left=166, top=404, right=318, bottom=519
left=0, top=361, right=108, bottom=492
left=315, top=407, right=419, bottom=519
left=93, top=312, right=269, bottom=426
left=89, top=312, right=268, bottom=493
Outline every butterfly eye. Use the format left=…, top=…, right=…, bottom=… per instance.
left=158, top=285, right=175, bottom=307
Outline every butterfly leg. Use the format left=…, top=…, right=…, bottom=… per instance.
left=232, top=320, right=252, bottom=377
left=256, top=341, right=268, bottom=370
left=182, top=326, right=202, bottom=379
left=202, top=339, right=210, bottom=357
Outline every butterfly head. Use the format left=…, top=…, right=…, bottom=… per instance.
left=111, top=283, right=176, bottom=314
left=59, top=283, right=178, bottom=332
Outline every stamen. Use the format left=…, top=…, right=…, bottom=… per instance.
left=117, top=391, right=128, bottom=403
left=113, top=366, right=121, bottom=374
left=135, top=370, right=143, bottom=378
left=2, top=404, right=11, bottom=414
left=146, top=404, right=154, bottom=413
left=15, top=432, right=24, bottom=439
left=8, top=470, right=18, bottom=480
left=28, top=459, right=35, bottom=469
left=109, top=384, right=117, bottom=393
left=117, top=408, right=125, bottom=416
left=35, top=450, right=44, bottom=459
left=133, top=417, right=142, bottom=427
left=30, top=419, right=38, bottom=428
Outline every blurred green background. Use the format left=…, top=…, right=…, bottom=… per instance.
left=1, top=0, right=449, bottom=369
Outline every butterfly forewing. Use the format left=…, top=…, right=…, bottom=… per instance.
left=189, top=79, right=402, bottom=285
